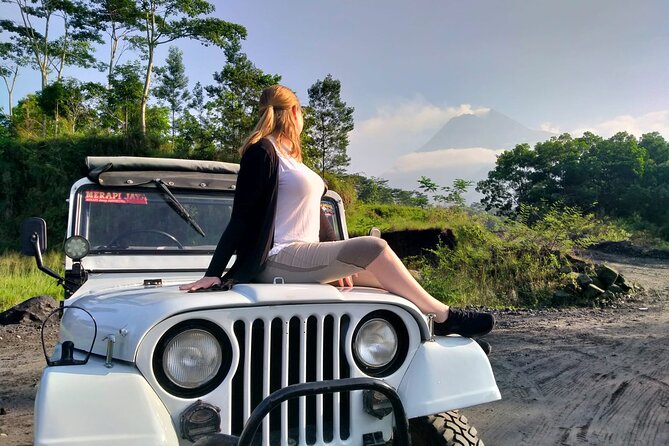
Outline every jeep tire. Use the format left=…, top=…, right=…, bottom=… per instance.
left=408, top=411, right=484, bottom=446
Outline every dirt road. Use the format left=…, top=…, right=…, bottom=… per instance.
left=466, top=251, right=669, bottom=446
left=0, top=250, right=667, bottom=446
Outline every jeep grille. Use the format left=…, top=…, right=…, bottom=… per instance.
left=230, top=314, right=352, bottom=445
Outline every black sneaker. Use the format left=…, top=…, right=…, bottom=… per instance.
left=433, top=308, right=495, bottom=337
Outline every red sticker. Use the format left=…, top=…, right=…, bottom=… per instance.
left=85, top=190, right=148, bottom=205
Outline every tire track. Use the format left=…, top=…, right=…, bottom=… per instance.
left=466, top=291, right=669, bottom=446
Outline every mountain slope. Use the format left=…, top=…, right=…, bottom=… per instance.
left=419, top=109, right=554, bottom=151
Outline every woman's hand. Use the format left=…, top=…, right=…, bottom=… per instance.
left=179, top=276, right=222, bottom=291
left=337, top=275, right=355, bottom=288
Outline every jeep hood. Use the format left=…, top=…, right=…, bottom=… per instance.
left=59, top=274, right=418, bottom=362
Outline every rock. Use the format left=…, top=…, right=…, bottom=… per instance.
left=553, top=290, right=573, bottom=303
left=583, top=284, right=605, bottom=299
left=0, top=407, right=6, bottom=415
left=607, top=284, right=624, bottom=294
left=576, top=273, right=594, bottom=289
left=615, top=273, right=627, bottom=285
left=618, top=282, right=633, bottom=293
left=596, top=264, right=619, bottom=286
left=565, top=253, right=593, bottom=272
left=0, top=296, right=59, bottom=326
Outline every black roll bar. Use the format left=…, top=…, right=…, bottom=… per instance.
left=236, top=377, right=411, bottom=446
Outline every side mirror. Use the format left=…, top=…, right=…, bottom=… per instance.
left=21, top=217, right=47, bottom=255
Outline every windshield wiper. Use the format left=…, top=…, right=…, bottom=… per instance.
left=152, top=178, right=206, bottom=237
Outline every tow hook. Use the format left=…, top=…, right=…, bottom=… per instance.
left=427, top=313, right=436, bottom=341
left=103, top=335, right=116, bottom=368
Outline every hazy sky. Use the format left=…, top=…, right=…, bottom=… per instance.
left=2, top=0, right=668, bottom=179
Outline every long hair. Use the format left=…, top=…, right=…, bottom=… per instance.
left=240, top=85, right=303, bottom=161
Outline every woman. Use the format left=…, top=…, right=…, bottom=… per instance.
left=180, top=85, right=493, bottom=338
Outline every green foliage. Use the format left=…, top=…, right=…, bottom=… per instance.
left=346, top=200, right=630, bottom=308
left=304, top=74, right=354, bottom=176
left=410, top=207, right=628, bottom=308
left=204, top=44, right=281, bottom=161
left=346, top=203, right=445, bottom=236
left=418, top=176, right=473, bottom=207
left=0, top=135, right=158, bottom=252
left=131, top=0, right=246, bottom=134
left=514, top=204, right=629, bottom=251
left=153, top=46, right=191, bottom=145
left=477, top=131, right=669, bottom=240
left=0, top=0, right=103, bottom=89
left=0, top=251, right=63, bottom=311
left=10, top=94, right=47, bottom=138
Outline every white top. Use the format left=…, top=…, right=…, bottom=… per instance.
left=267, top=136, right=325, bottom=256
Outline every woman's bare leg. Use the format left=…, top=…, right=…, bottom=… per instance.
left=364, top=246, right=450, bottom=322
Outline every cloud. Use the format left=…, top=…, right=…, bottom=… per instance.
left=388, top=147, right=504, bottom=173
left=540, top=122, right=561, bottom=134
left=356, top=99, right=489, bottom=136
left=348, top=97, right=490, bottom=176
left=572, top=110, right=669, bottom=138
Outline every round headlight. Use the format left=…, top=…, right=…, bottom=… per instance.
left=163, top=329, right=222, bottom=389
left=64, top=236, right=90, bottom=260
left=354, top=318, right=398, bottom=368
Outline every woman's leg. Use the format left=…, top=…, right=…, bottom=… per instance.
left=356, top=245, right=494, bottom=336
left=363, top=245, right=450, bottom=322
left=257, top=238, right=493, bottom=336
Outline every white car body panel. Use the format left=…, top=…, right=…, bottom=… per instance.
left=34, top=358, right=178, bottom=446
left=399, top=336, right=501, bottom=418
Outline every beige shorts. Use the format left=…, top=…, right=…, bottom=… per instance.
left=256, top=236, right=387, bottom=286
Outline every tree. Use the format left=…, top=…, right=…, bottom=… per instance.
left=0, top=0, right=102, bottom=89
left=153, top=45, right=190, bottom=146
left=189, top=81, right=206, bottom=124
left=105, top=61, right=144, bottom=134
left=11, top=94, right=46, bottom=138
left=91, top=0, right=141, bottom=86
left=205, top=44, right=280, bottom=160
left=304, top=74, right=354, bottom=176
left=418, top=176, right=473, bottom=207
left=131, top=0, right=246, bottom=135
left=0, top=40, right=30, bottom=117
left=476, top=142, right=537, bottom=215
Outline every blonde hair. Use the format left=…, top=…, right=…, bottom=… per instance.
left=240, top=85, right=303, bottom=162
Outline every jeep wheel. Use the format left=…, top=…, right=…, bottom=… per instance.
left=408, top=411, right=484, bottom=446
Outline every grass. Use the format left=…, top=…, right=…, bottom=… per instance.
left=0, top=204, right=633, bottom=311
left=0, top=251, right=64, bottom=312
left=346, top=203, right=451, bottom=236
left=348, top=203, right=630, bottom=308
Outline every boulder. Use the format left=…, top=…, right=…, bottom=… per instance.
left=565, top=253, right=593, bottom=272
left=607, top=284, right=624, bottom=294
left=576, top=273, right=594, bottom=289
left=0, top=296, right=59, bottom=326
left=596, top=264, right=619, bottom=287
left=618, top=281, right=633, bottom=293
left=583, top=284, right=605, bottom=299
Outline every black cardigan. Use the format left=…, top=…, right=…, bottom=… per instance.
left=205, top=138, right=336, bottom=286
left=206, top=139, right=278, bottom=283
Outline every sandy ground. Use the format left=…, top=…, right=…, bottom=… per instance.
left=0, top=249, right=667, bottom=446
left=466, top=250, right=669, bottom=446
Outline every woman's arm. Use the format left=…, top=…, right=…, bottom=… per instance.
left=205, top=143, right=274, bottom=278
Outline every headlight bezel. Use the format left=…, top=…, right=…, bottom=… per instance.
left=152, top=319, right=232, bottom=398
left=352, top=310, right=409, bottom=377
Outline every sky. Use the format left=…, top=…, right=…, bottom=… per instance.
left=2, top=0, right=669, bottom=183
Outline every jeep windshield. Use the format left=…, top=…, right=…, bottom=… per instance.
left=74, top=184, right=233, bottom=253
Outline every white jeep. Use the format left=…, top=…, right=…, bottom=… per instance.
left=22, top=156, right=500, bottom=446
